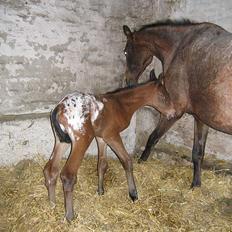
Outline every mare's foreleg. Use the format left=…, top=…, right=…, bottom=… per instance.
left=96, top=137, right=108, bottom=195
left=105, top=134, right=138, bottom=201
left=60, top=131, right=94, bottom=221
left=43, top=135, right=69, bottom=206
left=191, top=118, right=209, bottom=188
left=139, top=115, right=178, bottom=162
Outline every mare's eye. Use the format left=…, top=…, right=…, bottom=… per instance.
left=124, top=51, right=128, bottom=56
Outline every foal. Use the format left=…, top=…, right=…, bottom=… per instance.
left=43, top=70, right=176, bottom=221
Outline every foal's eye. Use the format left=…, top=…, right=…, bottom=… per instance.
left=124, top=51, right=127, bottom=56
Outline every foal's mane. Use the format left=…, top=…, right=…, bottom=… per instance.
left=138, top=19, right=199, bottom=31
left=105, top=81, right=154, bottom=95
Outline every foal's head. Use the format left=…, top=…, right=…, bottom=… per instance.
left=148, top=70, right=175, bottom=120
left=123, top=25, right=153, bottom=86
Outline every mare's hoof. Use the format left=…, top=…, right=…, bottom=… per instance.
left=138, top=158, right=144, bottom=164
left=97, top=189, right=104, bottom=196
left=129, top=190, right=138, bottom=202
left=190, top=181, right=201, bottom=189
left=138, top=152, right=149, bottom=163
left=138, top=155, right=148, bottom=163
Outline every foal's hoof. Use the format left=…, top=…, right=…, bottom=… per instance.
left=129, top=190, right=138, bottom=202
left=49, top=201, right=56, bottom=209
left=65, top=212, right=75, bottom=222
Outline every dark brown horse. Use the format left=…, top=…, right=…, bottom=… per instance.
left=123, top=19, right=232, bottom=188
left=43, top=74, right=175, bottom=221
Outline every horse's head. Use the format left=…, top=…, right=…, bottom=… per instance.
left=123, top=25, right=153, bottom=86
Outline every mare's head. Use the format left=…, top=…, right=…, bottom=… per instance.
left=123, top=25, right=153, bottom=86
left=123, top=19, right=196, bottom=86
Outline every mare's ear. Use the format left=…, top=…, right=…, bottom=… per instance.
left=149, top=69, right=158, bottom=83
left=123, top=25, right=132, bottom=38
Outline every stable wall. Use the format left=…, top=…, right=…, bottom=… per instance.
left=0, top=0, right=161, bottom=164
left=1, top=0, right=232, bottom=164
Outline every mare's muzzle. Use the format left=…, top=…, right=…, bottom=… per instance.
left=124, top=71, right=138, bottom=87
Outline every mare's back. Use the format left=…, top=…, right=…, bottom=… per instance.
left=184, top=23, right=232, bottom=59
left=176, top=24, right=232, bottom=81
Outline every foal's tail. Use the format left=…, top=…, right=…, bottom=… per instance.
left=50, top=106, right=71, bottom=143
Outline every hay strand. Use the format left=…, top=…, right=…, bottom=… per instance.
left=0, top=152, right=232, bottom=232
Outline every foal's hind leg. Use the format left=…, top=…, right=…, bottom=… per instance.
left=96, top=137, right=108, bottom=195
left=139, top=115, right=178, bottom=162
left=104, top=134, right=138, bottom=201
left=191, top=118, right=209, bottom=188
left=43, top=135, right=69, bottom=206
left=60, top=131, right=94, bottom=221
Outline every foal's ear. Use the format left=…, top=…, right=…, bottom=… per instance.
left=149, top=69, right=158, bottom=83
left=123, top=25, right=132, bottom=38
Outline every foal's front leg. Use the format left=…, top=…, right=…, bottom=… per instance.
left=43, top=135, right=69, bottom=206
left=139, top=115, right=178, bottom=162
left=104, top=134, right=138, bottom=201
left=96, top=137, right=108, bottom=195
left=191, top=118, right=209, bottom=188
left=60, top=132, right=94, bottom=221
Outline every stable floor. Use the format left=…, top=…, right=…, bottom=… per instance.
left=1, top=150, right=232, bottom=232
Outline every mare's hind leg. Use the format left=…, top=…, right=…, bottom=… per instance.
left=96, top=137, right=108, bottom=195
left=139, top=115, right=178, bottom=162
left=60, top=131, right=94, bottom=221
left=104, top=134, right=138, bottom=201
left=43, top=135, right=69, bottom=206
left=191, top=118, right=209, bottom=188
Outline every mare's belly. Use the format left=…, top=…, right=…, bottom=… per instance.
left=195, top=111, right=232, bottom=135
left=190, top=62, right=232, bottom=134
left=192, top=92, right=232, bottom=134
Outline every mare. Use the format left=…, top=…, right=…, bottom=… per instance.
left=43, top=72, right=175, bottom=221
left=123, top=19, right=232, bottom=188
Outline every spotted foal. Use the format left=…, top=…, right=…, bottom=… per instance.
left=43, top=70, right=176, bottom=221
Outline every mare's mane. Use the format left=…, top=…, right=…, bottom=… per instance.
left=138, top=19, right=199, bottom=31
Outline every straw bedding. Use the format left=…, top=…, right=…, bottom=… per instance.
left=1, top=150, right=232, bottom=232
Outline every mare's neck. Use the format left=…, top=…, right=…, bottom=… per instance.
left=136, top=26, right=192, bottom=72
